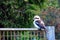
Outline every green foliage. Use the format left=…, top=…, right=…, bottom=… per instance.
left=26, top=4, right=41, bottom=14
left=0, top=0, right=41, bottom=28
left=0, top=0, right=59, bottom=27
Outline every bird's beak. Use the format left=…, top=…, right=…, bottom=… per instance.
left=33, top=18, right=34, bottom=21
left=33, top=19, right=34, bottom=21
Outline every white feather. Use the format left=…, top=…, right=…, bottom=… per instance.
left=33, top=20, right=40, bottom=29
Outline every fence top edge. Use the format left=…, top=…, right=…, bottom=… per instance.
left=0, top=26, right=55, bottom=31
left=0, top=28, right=38, bottom=31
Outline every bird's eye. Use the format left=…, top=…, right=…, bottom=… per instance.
left=35, top=18, right=39, bottom=19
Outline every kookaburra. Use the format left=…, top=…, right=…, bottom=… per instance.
left=33, top=15, right=46, bottom=31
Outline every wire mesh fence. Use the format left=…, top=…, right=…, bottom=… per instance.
left=0, top=28, right=46, bottom=40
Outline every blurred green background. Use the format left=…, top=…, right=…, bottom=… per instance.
left=0, top=0, right=59, bottom=28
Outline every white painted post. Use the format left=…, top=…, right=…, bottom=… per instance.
left=46, top=26, right=55, bottom=40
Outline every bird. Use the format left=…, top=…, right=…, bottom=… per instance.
left=33, top=15, right=46, bottom=31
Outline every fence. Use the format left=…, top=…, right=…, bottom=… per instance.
left=0, top=28, right=46, bottom=40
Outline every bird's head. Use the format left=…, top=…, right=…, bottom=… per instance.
left=33, top=15, right=41, bottom=21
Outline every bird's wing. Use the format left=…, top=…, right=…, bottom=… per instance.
left=35, top=21, right=43, bottom=28
left=40, top=21, right=46, bottom=28
left=35, top=20, right=46, bottom=29
left=33, top=21, right=40, bottom=29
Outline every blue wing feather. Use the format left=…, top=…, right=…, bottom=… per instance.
left=35, top=21, right=45, bottom=29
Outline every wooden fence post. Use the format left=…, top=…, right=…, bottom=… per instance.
left=46, top=26, right=55, bottom=40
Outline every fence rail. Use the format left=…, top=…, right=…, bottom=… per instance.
left=0, top=28, right=46, bottom=40
left=0, top=28, right=38, bottom=31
